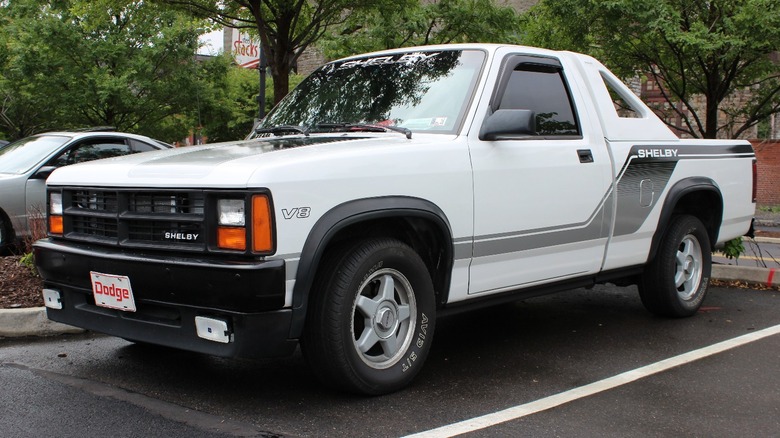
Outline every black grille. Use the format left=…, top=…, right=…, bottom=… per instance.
left=62, top=189, right=207, bottom=251
left=72, top=190, right=118, bottom=213
left=130, top=193, right=205, bottom=215
left=127, top=220, right=202, bottom=241
left=71, top=216, right=118, bottom=240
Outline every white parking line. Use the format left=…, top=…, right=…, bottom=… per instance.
left=405, top=324, right=780, bottom=438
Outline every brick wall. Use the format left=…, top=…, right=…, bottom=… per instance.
left=296, top=47, right=326, bottom=77
left=751, top=139, right=780, bottom=206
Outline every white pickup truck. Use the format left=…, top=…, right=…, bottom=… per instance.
left=34, top=44, right=756, bottom=395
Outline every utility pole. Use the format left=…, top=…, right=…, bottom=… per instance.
left=258, top=48, right=267, bottom=120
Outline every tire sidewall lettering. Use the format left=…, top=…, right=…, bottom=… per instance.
left=347, top=248, right=435, bottom=386
left=360, top=261, right=384, bottom=285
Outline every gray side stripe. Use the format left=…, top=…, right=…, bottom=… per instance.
left=473, top=219, right=606, bottom=257
left=276, top=145, right=750, bottom=270
left=473, top=188, right=611, bottom=258
left=612, top=158, right=676, bottom=236
left=470, top=145, right=751, bottom=258
left=453, top=239, right=472, bottom=260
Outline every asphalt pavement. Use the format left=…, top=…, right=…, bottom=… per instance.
left=3, top=283, right=778, bottom=437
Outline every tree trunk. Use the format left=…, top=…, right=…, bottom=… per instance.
left=272, top=70, right=290, bottom=105
left=704, top=94, right=718, bottom=139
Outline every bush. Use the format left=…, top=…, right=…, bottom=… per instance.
left=719, top=237, right=745, bottom=260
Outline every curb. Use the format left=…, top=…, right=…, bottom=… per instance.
left=1, top=262, right=778, bottom=339
left=749, top=236, right=780, bottom=244
left=711, top=265, right=778, bottom=287
left=754, top=218, right=780, bottom=228
left=0, top=307, right=84, bottom=338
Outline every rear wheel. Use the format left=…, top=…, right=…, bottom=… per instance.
left=639, top=215, right=712, bottom=317
left=302, top=238, right=436, bottom=395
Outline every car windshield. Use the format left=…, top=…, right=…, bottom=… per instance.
left=0, top=135, right=71, bottom=175
left=257, top=49, right=486, bottom=135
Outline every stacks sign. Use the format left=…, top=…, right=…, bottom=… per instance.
left=227, top=28, right=261, bottom=69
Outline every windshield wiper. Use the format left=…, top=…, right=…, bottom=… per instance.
left=313, top=123, right=412, bottom=139
left=254, top=125, right=309, bottom=136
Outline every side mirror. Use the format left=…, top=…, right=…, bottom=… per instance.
left=478, top=109, right=536, bottom=141
left=31, top=166, right=57, bottom=180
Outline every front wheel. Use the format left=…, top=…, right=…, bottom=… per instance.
left=639, top=215, right=712, bottom=317
left=302, top=238, right=436, bottom=395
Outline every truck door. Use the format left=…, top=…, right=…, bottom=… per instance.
left=467, top=53, right=612, bottom=295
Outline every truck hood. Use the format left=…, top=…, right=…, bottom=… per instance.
left=46, top=134, right=424, bottom=188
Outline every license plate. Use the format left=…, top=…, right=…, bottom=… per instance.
left=90, top=271, right=137, bottom=312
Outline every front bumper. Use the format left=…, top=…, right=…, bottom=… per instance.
left=33, top=238, right=297, bottom=359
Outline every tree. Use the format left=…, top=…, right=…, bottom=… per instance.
left=194, top=53, right=304, bottom=142
left=157, top=0, right=375, bottom=105
left=522, top=0, right=780, bottom=139
left=320, top=0, right=523, bottom=60
left=0, top=2, right=53, bottom=139
left=0, top=0, right=212, bottom=141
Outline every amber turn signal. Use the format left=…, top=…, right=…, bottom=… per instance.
left=217, top=226, right=246, bottom=250
left=252, top=195, right=273, bottom=253
left=49, top=215, right=63, bottom=235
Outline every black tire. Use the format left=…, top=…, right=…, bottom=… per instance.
left=639, top=215, right=712, bottom=317
left=302, top=238, right=436, bottom=395
left=0, top=214, right=11, bottom=254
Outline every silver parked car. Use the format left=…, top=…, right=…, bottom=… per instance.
left=0, top=129, right=171, bottom=252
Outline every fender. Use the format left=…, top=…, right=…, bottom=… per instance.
left=647, top=177, right=723, bottom=263
left=288, top=196, right=454, bottom=339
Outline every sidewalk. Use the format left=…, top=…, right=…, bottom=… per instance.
left=2, top=237, right=778, bottom=338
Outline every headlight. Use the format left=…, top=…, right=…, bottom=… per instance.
left=217, top=199, right=245, bottom=226
left=217, top=198, right=246, bottom=250
left=50, top=192, right=63, bottom=215
left=215, top=195, right=274, bottom=253
left=49, top=191, right=63, bottom=235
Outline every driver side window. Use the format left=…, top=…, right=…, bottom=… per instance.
left=498, top=60, right=580, bottom=137
left=51, top=138, right=131, bottom=167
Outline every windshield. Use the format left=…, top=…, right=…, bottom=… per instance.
left=0, top=135, right=71, bottom=175
left=258, top=49, right=485, bottom=135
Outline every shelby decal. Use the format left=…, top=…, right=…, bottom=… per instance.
left=637, top=149, right=678, bottom=158
left=336, top=52, right=439, bottom=71
left=164, top=232, right=199, bottom=241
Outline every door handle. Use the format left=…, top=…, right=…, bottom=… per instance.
left=578, top=149, right=594, bottom=163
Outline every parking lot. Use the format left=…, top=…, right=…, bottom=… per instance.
left=1, top=283, right=779, bottom=437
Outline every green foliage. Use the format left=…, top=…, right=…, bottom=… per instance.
left=192, top=54, right=304, bottom=143
left=321, top=0, right=523, bottom=59
left=758, top=205, right=780, bottom=213
left=159, top=0, right=374, bottom=103
left=720, top=237, right=746, bottom=260
left=19, top=252, right=38, bottom=276
left=191, top=54, right=253, bottom=143
left=522, top=0, right=780, bottom=139
left=0, top=0, right=219, bottom=142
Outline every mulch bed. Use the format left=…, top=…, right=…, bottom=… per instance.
left=0, top=256, right=44, bottom=309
